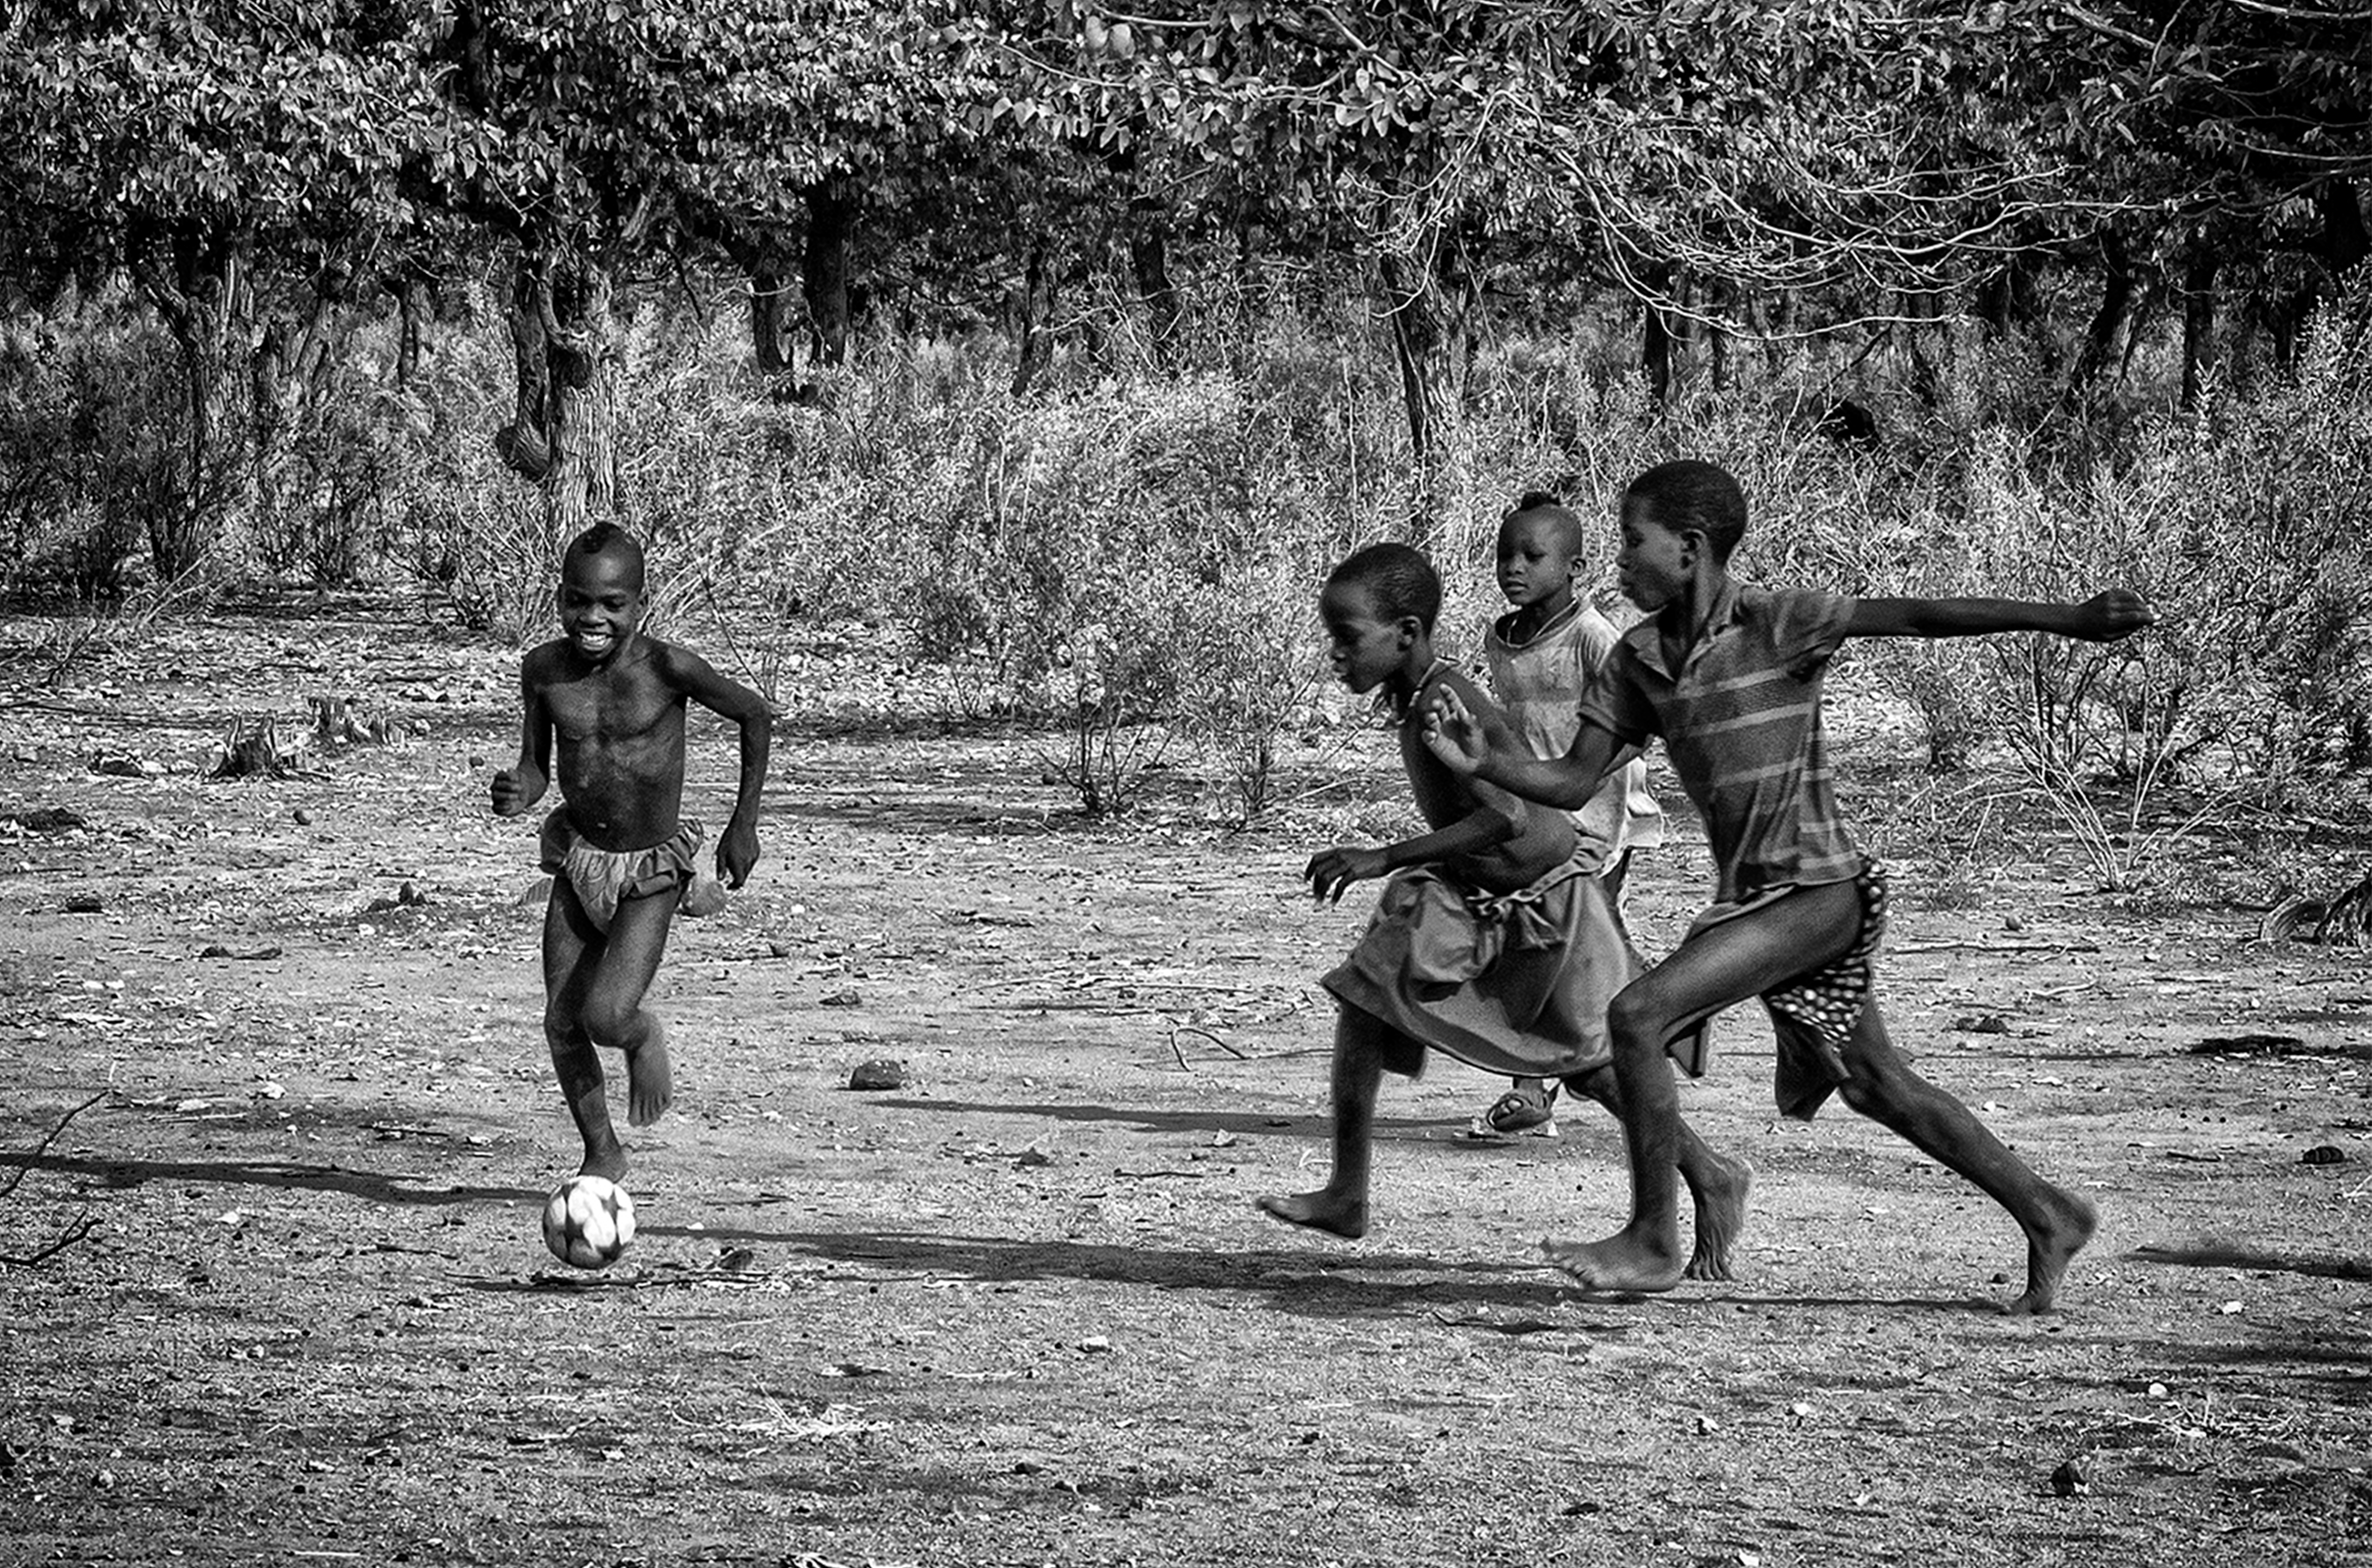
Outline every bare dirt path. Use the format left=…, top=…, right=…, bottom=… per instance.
left=2, top=605, right=2367, bottom=1566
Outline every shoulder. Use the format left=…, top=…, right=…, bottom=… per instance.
left=520, top=640, right=570, bottom=682
left=642, top=637, right=714, bottom=683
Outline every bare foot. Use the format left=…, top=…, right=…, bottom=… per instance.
left=624, top=1020, right=672, bottom=1127
left=1257, top=1189, right=1368, bottom=1239
left=1683, top=1154, right=1752, bottom=1282
left=1541, top=1226, right=1686, bottom=1294
left=578, top=1143, right=629, bottom=1183
left=2005, top=1188, right=2097, bottom=1316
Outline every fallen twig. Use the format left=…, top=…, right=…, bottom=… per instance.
left=0, top=1091, right=105, bottom=1202
left=0, top=1211, right=98, bottom=1267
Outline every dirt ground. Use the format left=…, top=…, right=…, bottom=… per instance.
left=2, top=599, right=2368, bottom=1568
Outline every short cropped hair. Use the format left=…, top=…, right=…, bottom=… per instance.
left=562, top=522, right=647, bottom=587
left=1505, top=490, right=1587, bottom=555
left=1624, top=460, right=1747, bottom=561
left=1326, top=542, right=1442, bottom=632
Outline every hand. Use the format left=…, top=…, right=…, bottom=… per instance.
left=1305, top=845, right=1388, bottom=904
left=2070, top=588, right=2155, bottom=642
left=490, top=767, right=527, bottom=817
left=1419, top=683, right=1502, bottom=776
left=717, top=818, right=761, bottom=889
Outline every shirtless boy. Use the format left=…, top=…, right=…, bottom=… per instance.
left=492, top=523, right=773, bottom=1179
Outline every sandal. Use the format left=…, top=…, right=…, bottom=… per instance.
left=1472, top=1080, right=1560, bottom=1137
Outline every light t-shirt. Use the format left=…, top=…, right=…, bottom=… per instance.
left=1484, top=599, right=1665, bottom=873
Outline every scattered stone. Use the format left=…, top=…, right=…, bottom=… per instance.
left=364, top=882, right=428, bottom=914
left=847, top=1058, right=903, bottom=1091
left=1953, top=1013, right=2011, bottom=1034
left=199, top=944, right=284, bottom=961
left=767, top=939, right=793, bottom=958
left=2303, top=1144, right=2348, bottom=1166
left=1078, top=1335, right=1112, bottom=1354
left=293, top=807, right=312, bottom=826
left=63, top=893, right=102, bottom=914
left=821, top=987, right=863, bottom=1008
left=2050, top=1457, right=2091, bottom=1497
left=89, top=750, right=160, bottom=779
left=8, top=807, right=87, bottom=834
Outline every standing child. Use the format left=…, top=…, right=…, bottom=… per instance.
left=1258, top=543, right=1749, bottom=1280
left=1423, top=459, right=2152, bottom=1312
left=491, top=523, right=774, bottom=1179
left=1469, top=490, right=1669, bottom=1139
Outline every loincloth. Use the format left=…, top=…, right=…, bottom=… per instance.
left=539, top=810, right=707, bottom=934
left=1680, top=861, right=1891, bottom=1120
left=1322, top=856, right=1702, bottom=1081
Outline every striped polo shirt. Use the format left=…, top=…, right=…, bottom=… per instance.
left=1577, top=582, right=1866, bottom=902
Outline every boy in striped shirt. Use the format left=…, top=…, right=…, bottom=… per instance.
left=1423, top=460, right=2152, bottom=1313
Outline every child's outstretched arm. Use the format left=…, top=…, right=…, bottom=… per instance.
left=490, top=661, right=553, bottom=817
left=1306, top=786, right=1526, bottom=904
left=1847, top=588, right=2153, bottom=642
left=663, top=646, right=776, bottom=887
left=1421, top=684, right=1628, bottom=810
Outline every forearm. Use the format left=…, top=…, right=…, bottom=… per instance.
left=729, top=719, right=772, bottom=827
left=1478, top=749, right=1610, bottom=811
left=1383, top=807, right=1515, bottom=871
left=1858, top=596, right=2094, bottom=639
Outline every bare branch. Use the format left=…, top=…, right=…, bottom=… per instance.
left=0, top=1091, right=106, bottom=1203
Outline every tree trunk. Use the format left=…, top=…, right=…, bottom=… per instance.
left=497, top=249, right=619, bottom=535
left=1013, top=240, right=1058, bottom=394
left=1640, top=265, right=1677, bottom=407
left=2070, top=229, right=2137, bottom=396
left=396, top=274, right=427, bottom=389
left=803, top=182, right=855, bottom=369
left=2180, top=236, right=2219, bottom=411
left=1127, top=192, right=1181, bottom=370
left=1378, top=241, right=1479, bottom=544
left=750, top=265, right=793, bottom=376
left=129, top=231, right=251, bottom=584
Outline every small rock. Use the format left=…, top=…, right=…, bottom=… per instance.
left=2050, top=1457, right=2090, bottom=1497
left=1211, top=1131, right=1237, bottom=1150
left=2218, top=1299, right=2243, bottom=1315
left=1014, top=1146, right=1053, bottom=1168
left=2003, top=913, right=2025, bottom=932
left=1079, top=1335, right=1112, bottom=1354
left=766, top=940, right=793, bottom=958
left=63, top=893, right=102, bottom=914
left=293, top=806, right=312, bottom=826
left=2303, top=1144, right=2348, bottom=1166
left=2147, top=1382, right=2168, bottom=1399
left=821, top=987, right=863, bottom=1008
left=846, top=1058, right=904, bottom=1091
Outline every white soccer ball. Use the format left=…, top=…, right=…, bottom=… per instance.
left=541, top=1174, right=636, bottom=1270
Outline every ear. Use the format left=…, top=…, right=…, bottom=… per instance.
left=1393, top=614, right=1424, bottom=647
left=1679, top=529, right=1710, bottom=569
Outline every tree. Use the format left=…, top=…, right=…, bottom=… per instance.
left=0, top=0, right=440, bottom=578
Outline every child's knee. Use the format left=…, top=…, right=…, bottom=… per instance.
left=543, top=1008, right=590, bottom=1051
left=579, top=993, right=644, bottom=1046
left=1606, top=988, right=1674, bottom=1051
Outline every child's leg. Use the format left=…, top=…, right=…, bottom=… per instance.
left=1258, top=1007, right=1424, bottom=1239
left=1564, top=1065, right=1751, bottom=1282
left=579, top=887, right=680, bottom=1127
left=542, top=883, right=626, bottom=1179
left=1550, top=878, right=1866, bottom=1293
left=1832, top=999, right=2097, bottom=1314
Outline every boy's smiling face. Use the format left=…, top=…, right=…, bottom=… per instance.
left=1319, top=578, right=1412, bottom=695
left=556, top=548, right=646, bottom=664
